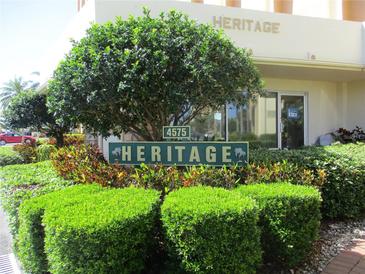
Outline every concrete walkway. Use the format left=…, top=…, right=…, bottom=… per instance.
left=0, top=207, right=22, bottom=274
left=322, top=237, right=365, bottom=274
left=0, top=207, right=12, bottom=256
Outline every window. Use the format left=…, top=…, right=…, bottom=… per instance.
left=189, top=107, right=226, bottom=141
left=228, top=93, right=277, bottom=148
left=188, top=93, right=277, bottom=148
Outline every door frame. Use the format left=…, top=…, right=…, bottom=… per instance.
left=277, top=92, right=308, bottom=149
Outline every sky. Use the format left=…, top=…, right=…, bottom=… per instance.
left=0, top=0, right=76, bottom=86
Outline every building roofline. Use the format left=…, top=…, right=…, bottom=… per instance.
left=253, top=56, right=365, bottom=72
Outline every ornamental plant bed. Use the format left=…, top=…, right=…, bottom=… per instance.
left=52, top=143, right=365, bottom=220
left=4, top=160, right=323, bottom=273
left=51, top=144, right=324, bottom=192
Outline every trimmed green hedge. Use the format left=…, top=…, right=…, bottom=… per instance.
left=0, top=161, right=72, bottom=237
left=0, top=146, right=23, bottom=166
left=17, top=185, right=160, bottom=274
left=161, top=186, right=261, bottom=273
left=250, top=145, right=365, bottom=219
left=324, top=143, right=365, bottom=165
left=236, top=183, right=321, bottom=268
left=17, top=184, right=103, bottom=274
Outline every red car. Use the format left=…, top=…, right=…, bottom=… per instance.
left=0, top=132, right=36, bottom=145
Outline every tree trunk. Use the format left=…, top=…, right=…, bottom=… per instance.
left=54, top=130, right=65, bottom=147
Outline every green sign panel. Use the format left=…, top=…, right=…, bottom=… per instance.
left=163, top=126, right=191, bottom=139
left=109, top=142, right=248, bottom=166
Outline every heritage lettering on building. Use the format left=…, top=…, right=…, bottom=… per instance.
left=109, top=142, right=248, bottom=166
left=212, top=16, right=280, bottom=34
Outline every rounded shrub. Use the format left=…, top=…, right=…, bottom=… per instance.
left=236, top=183, right=322, bottom=268
left=17, top=185, right=160, bottom=274
left=43, top=187, right=160, bottom=274
left=0, top=147, right=23, bottom=166
left=17, top=184, right=103, bottom=274
left=161, top=186, right=261, bottom=274
left=13, top=143, right=37, bottom=163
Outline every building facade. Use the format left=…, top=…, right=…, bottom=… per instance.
left=41, top=0, right=365, bottom=159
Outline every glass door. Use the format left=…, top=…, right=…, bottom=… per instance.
left=279, top=94, right=306, bottom=149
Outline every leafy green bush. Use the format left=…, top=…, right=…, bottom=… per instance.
left=0, top=146, right=23, bottom=166
left=324, top=143, right=365, bottom=165
left=36, top=144, right=57, bottom=161
left=51, top=144, right=183, bottom=189
left=13, top=143, right=37, bottom=163
left=130, top=163, right=183, bottom=195
left=240, top=161, right=326, bottom=187
left=250, top=145, right=365, bottom=219
left=0, top=161, right=72, bottom=236
left=17, top=186, right=160, bottom=274
left=130, top=164, right=240, bottom=195
left=161, top=186, right=261, bottom=273
left=17, top=184, right=103, bottom=274
left=236, top=183, right=321, bottom=268
left=181, top=165, right=240, bottom=188
left=51, top=144, right=131, bottom=187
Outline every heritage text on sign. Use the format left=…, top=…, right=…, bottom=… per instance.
left=109, top=142, right=248, bottom=166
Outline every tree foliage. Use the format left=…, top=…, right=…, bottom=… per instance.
left=4, top=91, right=70, bottom=146
left=48, top=9, right=263, bottom=140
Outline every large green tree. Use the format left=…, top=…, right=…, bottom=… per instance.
left=48, top=9, right=263, bottom=140
left=4, top=91, right=70, bottom=146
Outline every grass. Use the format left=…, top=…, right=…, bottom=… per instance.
left=0, top=146, right=18, bottom=156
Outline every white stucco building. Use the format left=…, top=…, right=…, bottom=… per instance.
left=40, top=0, right=365, bottom=157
